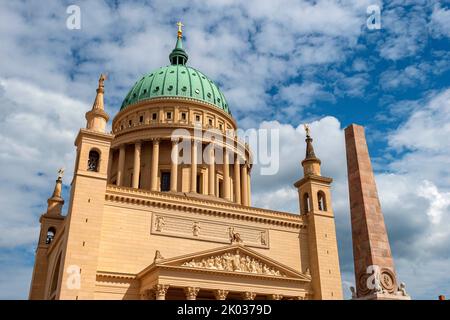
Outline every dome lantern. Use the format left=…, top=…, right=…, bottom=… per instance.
left=169, top=21, right=188, bottom=65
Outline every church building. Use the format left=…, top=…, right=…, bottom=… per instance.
left=29, top=25, right=343, bottom=300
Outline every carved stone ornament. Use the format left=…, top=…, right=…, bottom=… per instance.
left=184, top=287, right=200, bottom=299
left=380, top=269, right=397, bottom=293
left=154, top=250, right=164, bottom=262
left=242, top=292, right=256, bottom=300
left=228, top=227, right=243, bottom=244
left=192, top=222, right=200, bottom=237
left=154, top=284, right=169, bottom=297
left=181, top=249, right=286, bottom=277
left=214, top=289, right=229, bottom=300
left=155, top=216, right=165, bottom=232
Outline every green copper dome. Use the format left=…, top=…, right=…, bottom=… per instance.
left=120, top=35, right=231, bottom=114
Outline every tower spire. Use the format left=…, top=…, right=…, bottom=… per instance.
left=169, top=21, right=188, bottom=65
left=301, top=124, right=321, bottom=176
left=45, top=168, right=65, bottom=216
left=85, top=74, right=109, bottom=132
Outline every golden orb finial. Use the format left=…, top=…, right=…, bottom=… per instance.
left=176, top=21, right=184, bottom=38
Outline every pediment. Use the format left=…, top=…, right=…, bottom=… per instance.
left=154, top=244, right=311, bottom=281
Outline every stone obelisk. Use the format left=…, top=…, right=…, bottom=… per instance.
left=344, top=124, right=410, bottom=300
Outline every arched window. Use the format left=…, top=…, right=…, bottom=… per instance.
left=318, top=191, right=327, bottom=211
left=303, top=193, right=311, bottom=214
left=50, top=253, right=62, bottom=296
left=88, top=150, right=100, bottom=172
left=46, top=227, right=56, bottom=244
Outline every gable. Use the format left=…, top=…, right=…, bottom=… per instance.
left=154, top=244, right=310, bottom=281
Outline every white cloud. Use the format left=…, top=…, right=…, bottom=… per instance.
left=417, top=180, right=450, bottom=224
left=0, top=78, right=86, bottom=248
left=430, top=4, right=450, bottom=38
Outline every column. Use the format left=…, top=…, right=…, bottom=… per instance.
left=184, top=287, right=200, bottom=300
left=170, top=139, right=178, bottom=192
left=117, top=145, right=125, bottom=186
left=208, top=143, right=215, bottom=196
left=241, top=162, right=249, bottom=206
left=107, top=149, right=113, bottom=183
left=132, top=141, right=141, bottom=189
left=151, top=139, right=160, bottom=191
left=247, top=168, right=251, bottom=205
left=242, top=292, right=256, bottom=300
left=154, top=284, right=169, bottom=300
left=190, top=139, right=197, bottom=193
left=223, top=148, right=230, bottom=200
left=214, top=289, right=229, bottom=300
left=234, top=155, right=241, bottom=204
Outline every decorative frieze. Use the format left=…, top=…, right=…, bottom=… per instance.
left=151, top=214, right=270, bottom=249
left=181, top=249, right=285, bottom=277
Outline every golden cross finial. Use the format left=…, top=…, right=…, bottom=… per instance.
left=176, top=21, right=184, bottom=38
left=303, top=124, right=311, bottom=137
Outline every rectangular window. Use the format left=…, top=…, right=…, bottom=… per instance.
left=139, top=115, right=144, bottom=123
left=166, top=112, right=172, bottom=120
left=128, top=120, right=132, bottom=126
left=181, top=112, right=187, bottom=120
left=196, top=115, right=201, bottom=122
left=161, top=172, right=171, bottom=192
left=208, top=119, right=213, bottom=126
left=152, top=113, right=157, bottom=120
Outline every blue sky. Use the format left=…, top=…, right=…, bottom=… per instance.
left=0, top=0, right=449, bottom=299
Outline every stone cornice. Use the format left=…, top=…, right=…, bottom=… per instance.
left=105, top=185, right=305, bottom=229
left=294, top=175, right=333, bottom=188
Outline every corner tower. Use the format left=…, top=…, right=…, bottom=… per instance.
left=29, top=170, right=66, bottom=299
left=294, top=125, right=343, bottom=299
left=54, top=75, right=114, bottom=299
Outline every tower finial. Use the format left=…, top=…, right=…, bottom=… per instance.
left=98, top=73, right=106, bottom=91
left=301, top=123, right=321, bottom=176
left=85, top=73, right=110, bottom=132
left=304, top=124, right=311, bottom=138
left=46, top=168, right=65, bottom=215
left=169, top=22, right=188, bottom=65
left=176, top=21, right=184, bottom=38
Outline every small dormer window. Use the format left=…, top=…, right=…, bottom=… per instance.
left=195, top=89, right=200, bottom=94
